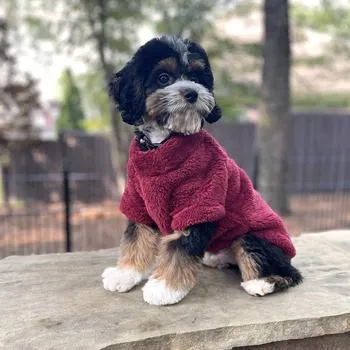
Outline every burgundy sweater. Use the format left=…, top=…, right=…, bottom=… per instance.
left=120, top=131, right=296, bottom=257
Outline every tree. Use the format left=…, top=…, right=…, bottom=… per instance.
left=0, top=17, right=40, bottom=152
left=259, top=0, right=291, bottom=215
left=21, top=0, right=144, bottom=192
left=56, top=69, right=85, bottom=132
left=0, top=16, right=40, bottom=206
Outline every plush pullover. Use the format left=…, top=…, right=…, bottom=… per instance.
left=120, top=130, right=296, bottom=257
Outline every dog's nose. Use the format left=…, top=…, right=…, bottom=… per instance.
left=182, top=89, right=198, bottom=103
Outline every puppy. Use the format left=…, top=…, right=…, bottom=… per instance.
left=102, top=35, right=302, bottom=306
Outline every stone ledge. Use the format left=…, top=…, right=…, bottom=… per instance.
left=1, top=231, right=350, bottom=349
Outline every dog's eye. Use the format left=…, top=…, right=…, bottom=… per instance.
left=158, top=73, right=171, bottom=86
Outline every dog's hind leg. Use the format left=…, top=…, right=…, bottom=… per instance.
left=102, top=221, right=159, bottom=293
left=232, top=234, right=303, bottom=297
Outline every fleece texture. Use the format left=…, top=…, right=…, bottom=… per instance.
left=120, top=130, right=296, bottom=258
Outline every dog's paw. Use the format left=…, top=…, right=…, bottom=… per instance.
left=101, top=267, right=143, bottom=293
left=142, top=278, right=190, bottom=306
left=241, top=279, right=275, bottom=296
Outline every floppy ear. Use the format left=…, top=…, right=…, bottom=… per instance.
left=205, top=105, right=222, bottom=124
left=109, top=59, right=145, bottom=126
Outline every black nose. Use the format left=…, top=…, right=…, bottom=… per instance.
left=182, top=89, right=198, bottom=103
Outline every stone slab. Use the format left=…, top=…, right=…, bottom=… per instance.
left=1, top=231, right=350, bottom=349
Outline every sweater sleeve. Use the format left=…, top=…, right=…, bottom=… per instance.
left=171, top=158, right=228, bottom=231
left=119, top=161, right=155, bottom=226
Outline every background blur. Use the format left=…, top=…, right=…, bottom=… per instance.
left=1, top=0, right=350, bottom=257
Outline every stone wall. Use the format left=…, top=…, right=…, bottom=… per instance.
left=1, top=231, right=350, bottom=349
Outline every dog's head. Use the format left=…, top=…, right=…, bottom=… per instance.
left=109, top=35, right=221, bottom=134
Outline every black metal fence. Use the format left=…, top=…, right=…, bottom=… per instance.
left=0, top=131, right=124, bottom=258
left=0, top=170, right=125, bottom=258
left=1, top=112, right=350, bottom=258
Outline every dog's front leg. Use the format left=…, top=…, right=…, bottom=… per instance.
left=102, top=221, right=159, bottom=292
left=142, top=222, right=216, bottom=306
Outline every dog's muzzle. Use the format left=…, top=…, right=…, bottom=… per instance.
left=145, top=80, right=215, bottom=135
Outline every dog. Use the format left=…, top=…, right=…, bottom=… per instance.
left=102, top=35, right=302, bottom=306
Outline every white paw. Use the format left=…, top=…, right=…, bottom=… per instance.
left=241, top=279, right=275, bottom=296
left=142, top=278, right=190, bottom=306
left=101, top=267, right=143, bottom=292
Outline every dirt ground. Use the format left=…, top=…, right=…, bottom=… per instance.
left=1, top=193, right=349, bottom=258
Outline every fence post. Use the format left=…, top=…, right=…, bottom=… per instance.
left=63, top=170, right=72, bottom=252
left=3, top=167, right=10, bottom=208
left=59, top=132, right=72, bottom=252
left=252, top=148, right=260, bottom=190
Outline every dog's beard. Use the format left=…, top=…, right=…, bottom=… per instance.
left=145, top=81, right=215, bottom=135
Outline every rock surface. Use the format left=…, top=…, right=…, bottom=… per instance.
left=1, top=231, right=350, bottom=349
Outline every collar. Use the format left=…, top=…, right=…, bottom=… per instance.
left=135, top=119, right=205, bottom=151
left=135, top=130, right=175, bottom=151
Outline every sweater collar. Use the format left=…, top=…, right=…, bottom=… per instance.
left=130, top=131, right=207, bottom=176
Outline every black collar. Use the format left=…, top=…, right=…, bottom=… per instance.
left=135, top=130, right=174, bottom=151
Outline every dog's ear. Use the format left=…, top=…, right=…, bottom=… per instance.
left=109, top=58, right=145, bottom=126
left=205, top=105, right=222, bottom=124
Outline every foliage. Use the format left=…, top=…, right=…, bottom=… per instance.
left=232, top=0, right=259, bottom=17
left=56, top=69, right=85, bottom=131
left=79, top=71, right=111, bottom=133
left=21, top=0, right=145, bottom=125
left=153, top=0, right=216, bottom=41
left=22, top=0, right=143, bottom=62
left=292, top=1, right=350, bottom=55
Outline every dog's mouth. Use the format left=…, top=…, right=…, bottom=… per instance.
left=145, top=81, right=215, bottom=135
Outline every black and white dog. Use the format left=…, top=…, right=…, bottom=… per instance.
left=102, top=36, right=302, bottom=306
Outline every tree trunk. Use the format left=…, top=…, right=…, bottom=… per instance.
left=108, top=101, right=132, bottom=194
left=259, top=0, right=292, bottom=215
left=100, top=58, right=131, bottom=196
left=101, top=75, right=131, bottom=197
left=84, top=0, right=132, bottom=195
